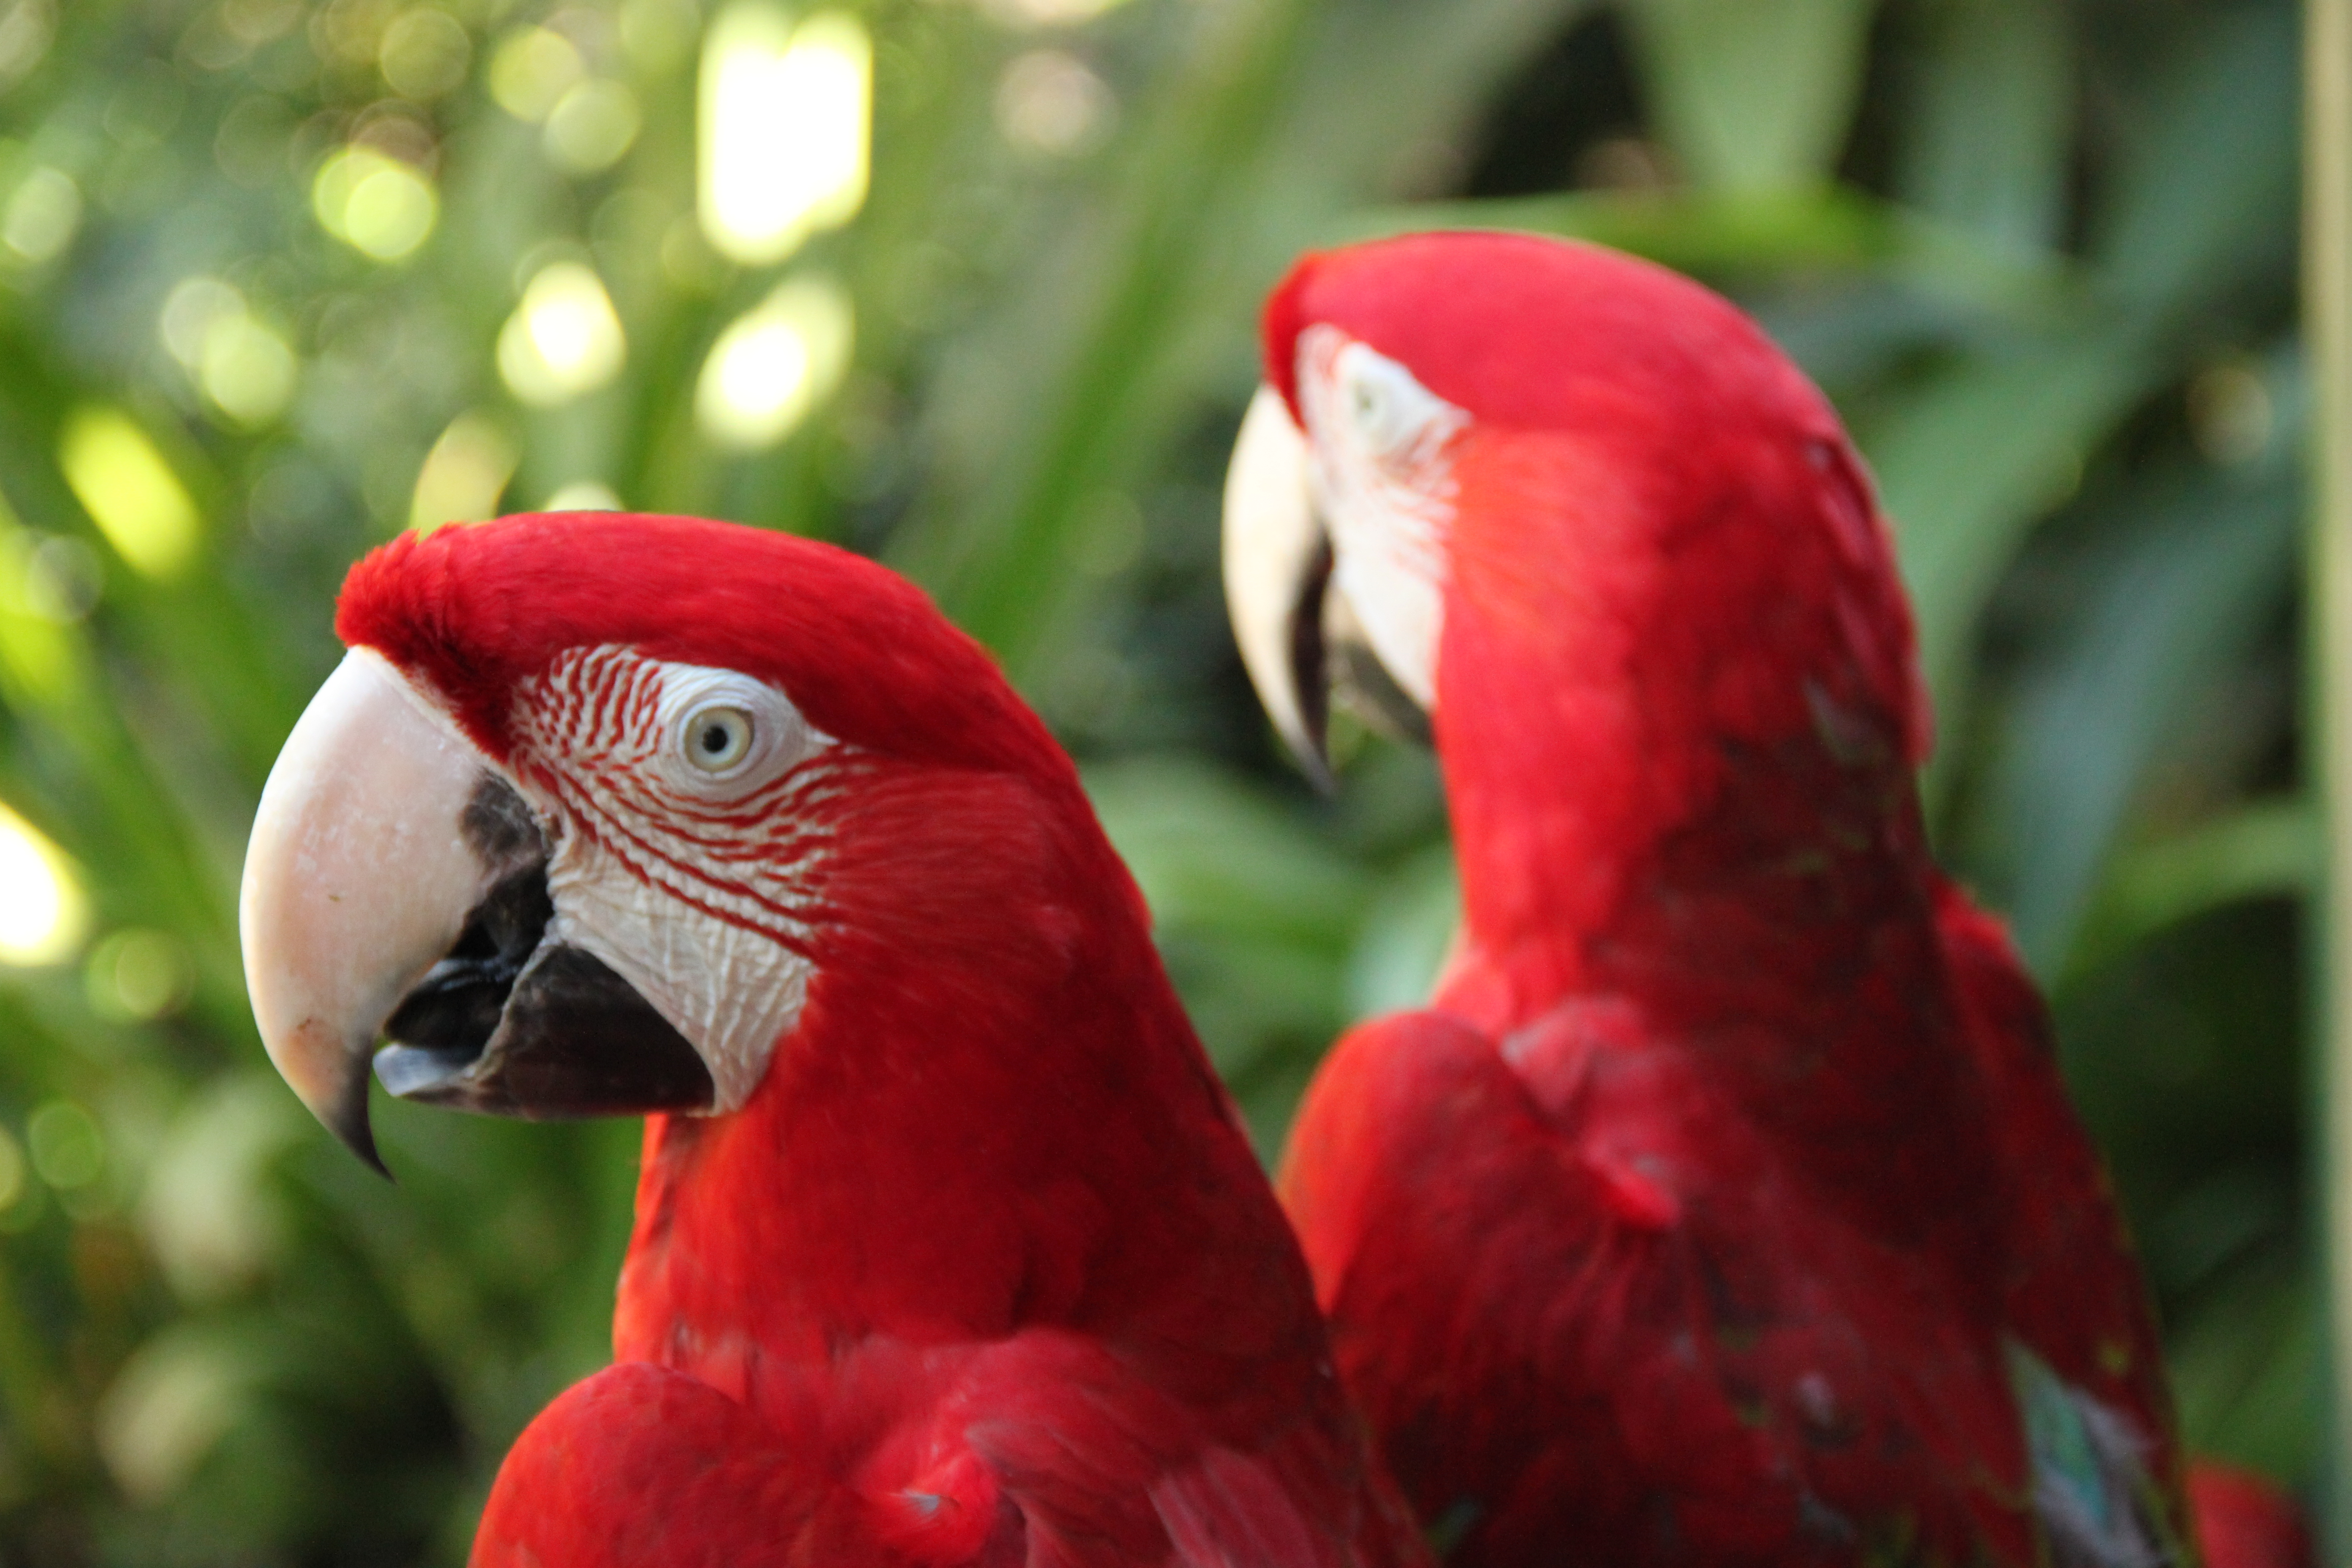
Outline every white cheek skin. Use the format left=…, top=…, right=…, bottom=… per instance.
left=511, top=648, right=837, bottom=1115
left=1296, top=327, right=1465, bottom=712
left=544, top=827, right=815, bottom=1113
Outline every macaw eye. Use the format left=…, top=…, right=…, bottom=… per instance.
left=1333, top=342, right=1455, bottom=464
left=683, top=706, right=754, bottom=773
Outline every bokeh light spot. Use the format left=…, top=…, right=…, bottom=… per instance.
left=410, top=411, right=517, bottom=531
left=311, top=147, right=438, bottom=262
left=976, top=0, right=1134, bottom=26
left=27, top=1100, right=101, bottom=1188
left=699, top=6, right=870, bottom=266
left=0, top=799, right=84, bottom=966
left=695, top=276, right=854, bottom=449
left=2, top=166, right=80, bottom=264
left=497, top=262, right=625, bottom=406
left=59, top=409, right=200, bottom=580
left=98, top=1331, right=241, bottom=1506
left=379, top=8, right=472, bottom=100
left=542, top=480, right=621, bottom=512
left=214, top=95, right=295, bottom=188
left=995, top=49, right=1115, bottom=157
left=0, top=0, right=54, bottom=93
left=86, top=930, right=195, bottom=1023
left=17, top=533, right=101, bottom=624
left=2187, top=361, right=2275, bottom=467
left=201, top=315, right=297, bottom=428
left=0, top=1127, right=24, bottom=1213
left=160, top=277, right=241, bottom=366
left=489, top=25, right=586, bottom=122
left=141, top=1078, right=299, bottom=1304
left=220, top=0, right=299, bottom=45
left=545, top=79, right=641, bottom=174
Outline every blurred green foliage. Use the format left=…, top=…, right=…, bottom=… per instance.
left=0, top=0, right=2316, bottom=1560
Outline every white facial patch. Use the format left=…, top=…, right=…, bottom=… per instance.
left=1295, top=325, right=1468, bottom=711
left=506, top=647, right=842, bottom=1112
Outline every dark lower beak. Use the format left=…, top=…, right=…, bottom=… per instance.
left=243, top=652, right=714, bottom=1176
left=376, top=862, right=713, bottom=1119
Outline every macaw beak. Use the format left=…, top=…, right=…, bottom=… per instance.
left=240, top=650, right=714, bottom=1173
left=1221, top=386, right=1432, bottom=787
left=1221, top=387, right=1334, bottom=786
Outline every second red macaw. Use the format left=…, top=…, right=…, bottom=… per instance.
left=1221, top=231, right=2277, bottom=1568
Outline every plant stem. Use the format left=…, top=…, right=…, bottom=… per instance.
left=2305, top=0, right=2352, bottom=1540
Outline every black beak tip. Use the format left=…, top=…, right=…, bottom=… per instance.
left=328, top=1072, right=392, bottom=1180
left=1300, top=739, right=1337, bottom=796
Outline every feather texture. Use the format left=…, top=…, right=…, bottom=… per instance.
left=1261, top=235, right=2195, bottom=1568
left=337, top=517, right=1423, bottom=1568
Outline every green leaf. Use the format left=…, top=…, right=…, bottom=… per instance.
left=900, top=0, right=1321, bottom=673
left=1977, top=464, right=2301, bottom=976
left=1342, top=186, right=2070, bottom=316
left=2088, top=5, right=2299, bottom=323
left=1617, top=0, right=1877, bottom=193
left=1345, top=843, right=1458, bottom=1021
left=1896, top=0, right=2072, bottom=257
left=1086, top=756, right=1369, bottom=945
left=2067, top=800, right=2319, bottom=985
left=1863, top=328, right=2156, bottom=733
left=2167, top=1256, right=2322, bottom=1484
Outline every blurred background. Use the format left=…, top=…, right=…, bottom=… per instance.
left=0, top=0, right=2316, bottom=1560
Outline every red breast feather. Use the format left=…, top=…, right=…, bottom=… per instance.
left=343, top=514, right=1424, bottom=1568
left=1267, top=235, right=2189, bottom=1568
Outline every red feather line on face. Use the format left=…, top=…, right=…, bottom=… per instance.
left=509, top=644, right=834, bottom=960
left=328, top=513, right=1423, bottom=1568
left=337, top=514, right=1082, bottom=789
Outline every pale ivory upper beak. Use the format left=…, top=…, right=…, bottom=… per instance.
left=240, top=649, right=505, bottom=1171
left=1221, top=385, right=1332, bottom=785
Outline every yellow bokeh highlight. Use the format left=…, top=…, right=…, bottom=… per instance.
left=159, top=277, right=294, bottom=426
left=1, top=166, right=80, bottom=264
left=410, top=412, right=518, bottom=531
left=699, top=6, right=871, bottom=267
left=695, top=276, right=854, bottom=449
left=545, top=80, right=641, bottom=174
left=496, top=263, right=625, bottom=406
left=86, top=929, right=195, bottom=1023
left=59, top=408, right=200, bottom=580
left=0, top=499, right=79, bottom=708
left=542, top=480, right=621, bottom=512
left=311, top=147, right=438, bottom=263
left=0, top=1128, right=24, bottom=1214
left=977, top=0, right=1138, bottom=23
left=0, top=798, right=87, bottom=967
left=488, top=25, right=586, bottom=122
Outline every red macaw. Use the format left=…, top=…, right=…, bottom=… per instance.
left=1219, top=231, right=2292, bottom=1568
left=2189, top=1464, right=2314, bottom=1568
left=239, top=514, right=1425, bottom=1568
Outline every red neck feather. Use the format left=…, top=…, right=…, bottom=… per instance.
left=609, top=753, right=1325, bottom=1423
left=1422, top=405, right=1986, bottom=1231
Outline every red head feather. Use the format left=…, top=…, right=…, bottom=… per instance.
left=1262, top=234, right=1935, bottom=1014
left=338, top=512, right=1072, bottom=787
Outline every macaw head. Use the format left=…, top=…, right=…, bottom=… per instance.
left=1222, top=231, right=1930, bottom=788
left=241, top=513, right=1090, bottom=1171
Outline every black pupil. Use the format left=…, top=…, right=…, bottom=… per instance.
left=700, top=722, right=730, bottom=755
